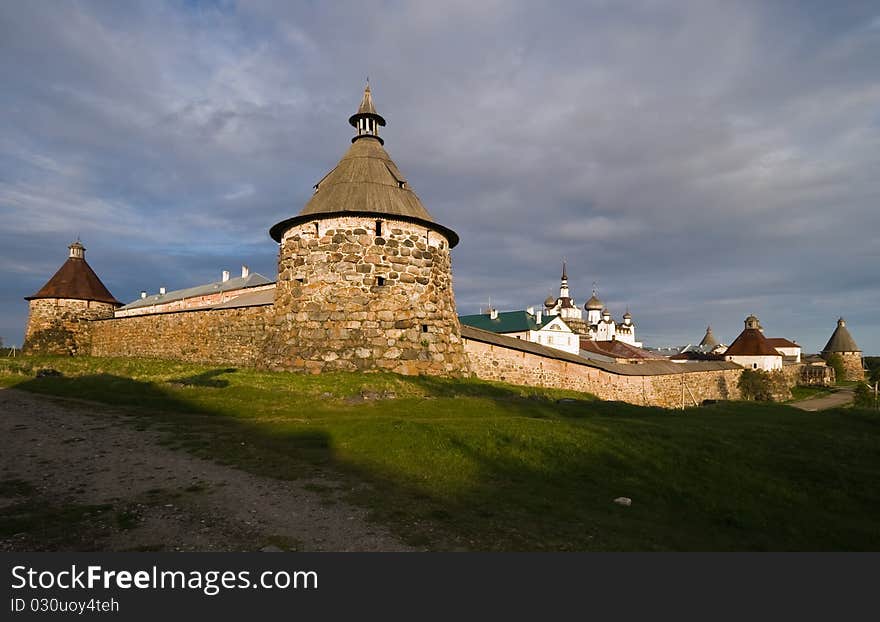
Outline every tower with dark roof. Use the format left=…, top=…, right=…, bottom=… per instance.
left=23, top=240, right=121, bottom=354
left=723, top=315, right=782, bottom=371
left=267, top=84, right=468, bottom=375
left=821, top=318, right=864, bottom=381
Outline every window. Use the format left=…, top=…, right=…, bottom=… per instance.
left=753, top=363, right=758, bottom=369
left=375, top=220, right=382, bottom=236
left=377, top=276, right=385, bottom=286
left=421, top=324, right=429, bottom=333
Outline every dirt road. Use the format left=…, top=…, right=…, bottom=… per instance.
left=0, top=388, right=413, bottom=552
left=790, top=387, right=854, bottom=412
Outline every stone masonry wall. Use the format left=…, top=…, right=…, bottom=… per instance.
left=89, top=306, right=272, bottom=366
left=24, top=298, right=117, bottom=355
left=269, top=216, right=469, bottom=376
left=838, top=353, right=865, bottom=382
left=464, top=337, right=743, bottom=408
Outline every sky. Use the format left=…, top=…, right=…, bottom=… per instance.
left=1, top=0, right=878, bottom=353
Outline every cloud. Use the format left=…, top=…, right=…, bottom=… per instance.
left=1, top=0, right=878, bottom=354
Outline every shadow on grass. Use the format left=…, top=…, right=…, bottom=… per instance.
left=168, top=368, right=238, bottom=388
left=9, top=370, right=880, bottom=551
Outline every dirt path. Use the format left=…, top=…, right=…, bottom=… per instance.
left=0, top=388, right=414, bottom=552
left=790, top=387, right=854, bottom=412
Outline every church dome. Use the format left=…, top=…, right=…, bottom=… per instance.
left=544, top=296, right=557, bottom=308
left=585, top=294, right=603, bottom=310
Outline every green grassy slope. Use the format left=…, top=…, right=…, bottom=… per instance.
left=2, top=356, right=878, bottom=551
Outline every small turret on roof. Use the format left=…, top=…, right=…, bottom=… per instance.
left=25, top=240, right=121, bottom=306
left=347, top=81, right=387, bottom=147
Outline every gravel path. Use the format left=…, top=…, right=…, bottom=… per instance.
left=790, top=387, right=854, bottom=412
left=0, top=388, right=414, bottom=552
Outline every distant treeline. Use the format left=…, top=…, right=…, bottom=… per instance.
left=864, top=357, right=879, bottom=382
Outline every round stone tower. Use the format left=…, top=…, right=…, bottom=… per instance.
left=24, top=240, right=121, bottom=355
left=821, top=318, right=864, bottom=381
left=267, top=84, right=468, bottom=376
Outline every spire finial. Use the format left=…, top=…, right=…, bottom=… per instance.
left=349, top=81, right=386, bottom=144
left=561, top=259, right=568, bottom=281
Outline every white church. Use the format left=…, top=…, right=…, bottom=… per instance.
left=542, top=263, right=641, bottom=347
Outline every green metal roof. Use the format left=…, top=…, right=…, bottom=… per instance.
left=458, top=310, right=562, bottom=334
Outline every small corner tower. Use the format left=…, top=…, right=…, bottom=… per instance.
left=23, top=240, right=121, bottom=355
left=267, top=84, right=468, bottom=376
left=699, top=325, right=719, bottom=348
left=821, top=318, right=864, bottom=381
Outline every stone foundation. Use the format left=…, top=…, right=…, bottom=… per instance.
left=23, top=298, right=117, bottom=355
left=268, top=216, right=469, bottom=376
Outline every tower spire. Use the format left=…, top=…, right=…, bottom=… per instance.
left=349, top=82, right=386, bottom=145
left=559, top=259, right=570, bottom=299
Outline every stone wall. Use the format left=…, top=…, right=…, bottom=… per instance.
left=23, top=298, right=117, bottom=355
left=269, top=216, right=469, bottom=376
left=463, top=337, right=743, bottom=408
left=838, top=353, right=865, bottom=381
left=89, top=305, right=272, bottom=366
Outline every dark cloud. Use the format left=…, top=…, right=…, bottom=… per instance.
left=1, top=1, right=878, bottom=353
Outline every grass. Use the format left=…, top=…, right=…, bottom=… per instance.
left=2, top=356, right=880, bottom=551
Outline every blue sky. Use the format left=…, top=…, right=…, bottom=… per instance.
left=1, top=1, right=878, bottom=353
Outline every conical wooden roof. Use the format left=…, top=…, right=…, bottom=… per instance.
left=822, top=318, right=860, bottom=353
left=26, top=248, right=121, bottom=305
left=270, top=87, right=458, bottom=246
left=699, top=325, right=719, bottom=347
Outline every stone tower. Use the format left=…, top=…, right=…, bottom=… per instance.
left=821, top=318, right=864, bottom=381
left=24, top=240, right=121, bottom=355
left=267, top=84, right=468, bottom=376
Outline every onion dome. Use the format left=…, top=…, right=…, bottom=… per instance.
left=623, top=310, right=632, bottom=319
left=544, top=296, right=557, bottom=308
left=585, top=293, right=603, bottom=310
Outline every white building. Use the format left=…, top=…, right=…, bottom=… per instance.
left=723, top=315, right=783, bottom=371
left=458, top=308, right=581, bottom=355
left=543, top=263, right=641, bottom=346
left=766, top=338, right=801, bottom=363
